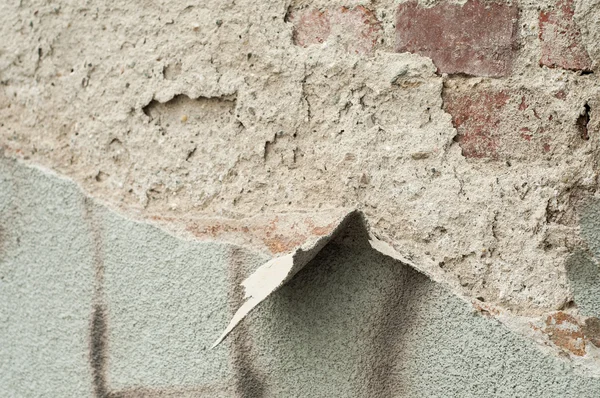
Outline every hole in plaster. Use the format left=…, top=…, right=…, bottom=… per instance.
left=163, top=62, right=182, bottom=80
left=142, top=94, right=236, bottom=124
left=95, top=171, right=109, bottom=182
left=186, top=147, right=197, bottom=161
left=283, top=5, right=293, bottom=23
left=577, top=103, right=591, bottom=140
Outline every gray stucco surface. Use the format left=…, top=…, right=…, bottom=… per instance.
left=101, top=209, right=241, bottom=390
left=2, top=157, right=600, bottom=397
left=0, top=158, right=95, bottom=397
left=566, top=251, right=600, bottom=318
left=571, top=200, right=600, bottom=318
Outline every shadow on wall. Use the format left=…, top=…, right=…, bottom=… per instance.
left=2, top=157, right=600, bottom=397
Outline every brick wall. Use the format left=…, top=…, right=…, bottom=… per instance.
left=290, top=0, right=595, bottom=160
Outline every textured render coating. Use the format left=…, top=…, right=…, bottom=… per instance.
left=569, top=199, right=600, bottom=318
left=2, top=158, right=600, bottom=396
left=99, top=210, right=236, bottom=390
left=0, top=157, right=244, bottom=396
left=243, top=240, right=600, bottom=397
left=0, top=159, right=95, bottom=397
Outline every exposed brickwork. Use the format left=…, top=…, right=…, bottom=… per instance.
left=443, top=85, right=587, bottom=161
left=289, top=6, right=381, bottom=54
left=290, top=9, right=330, bottom=47
left=444, top=89, right=508, bottom=159
left=395, top=0, right=519, bottom=77
left=544, top=312, right=586, bottom=356
left=330, top=6, right=381, bottom=54
left=539, top=0, right=592, bottom=72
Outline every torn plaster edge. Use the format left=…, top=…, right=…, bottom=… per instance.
left=0, top=153, right=128, bottom=219
left=211, top=209, right=466, bottom=349
left=0, top=152, right=351, bottom=256
left=145, top=208, right=354, bottom=257
left=6, top=155, right=600, bottom=374
left=358, top=237, right=600, bottom=377
left=0, top=154, right=266, bottom=251
left=0, top=150, right=84, bottom=189
left=210, top=209, right=361, bottom=348
left=210, top=208, right=600, bottom=376
left=0, top=154, right=131, bottom=224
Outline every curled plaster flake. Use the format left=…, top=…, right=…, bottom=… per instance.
left=214, top=210, right=600, bottom=371
left=368, top=232, right=453, bottom=292
left=211, top=210, right=359, bottom=348
left=212, top=210, right=443, bottom=348
left=368, top=234, right=421, bottom=274
left=211, top=253, right=294, bottom=348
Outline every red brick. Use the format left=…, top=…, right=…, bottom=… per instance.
left=443, top=86, right=584, bottom=161
left=444, top=90, right=509, bottom=159
left=290, top=9, right=331, bottom=47
left=543, top=312, right=586, bottom=356
left=395, top=0, right=518, bottom=77
left=554, top=90, right=568, bottom=100
left=539, top=0, right=592, bottom=72
left=290, top=6, right=381, bottom=54
left=329, top=6, right=381, bottom=54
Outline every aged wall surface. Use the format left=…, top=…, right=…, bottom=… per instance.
left=2, top=0, right=600, bottom=396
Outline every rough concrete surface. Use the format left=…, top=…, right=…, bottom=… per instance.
left=2, top=0, right=600, bottom=395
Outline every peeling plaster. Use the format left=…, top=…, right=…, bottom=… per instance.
left=4, top=157, right=600, bottom=395
left=2, top=0, right=600, bottom=385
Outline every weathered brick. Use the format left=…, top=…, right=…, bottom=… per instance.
left=443, top=85, right=586, bottom=161
left=290, top=9, right=331, bottom=47
left=330, top=6, right=381, bottom=54
left=444, top=89, right=509, bottom=159
left=395, top=0, right=518, bottom=77
left=543, top=312, right=586, bottom=356
left=290, top=6, right=381, bottom=54
left=539, top=0, right=592, bottom=72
